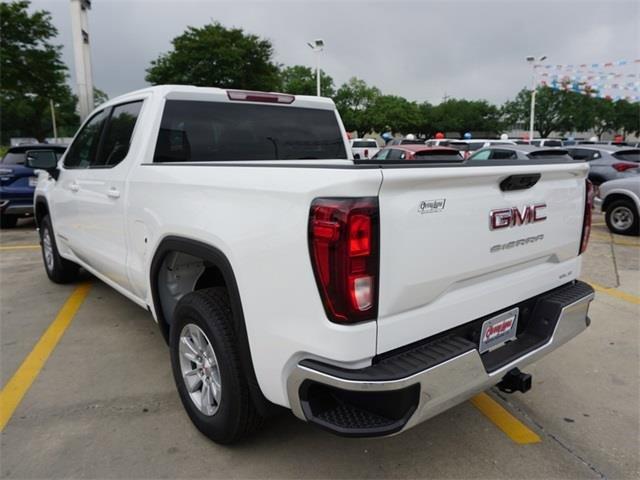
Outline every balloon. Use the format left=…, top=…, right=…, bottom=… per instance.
left=435, top=132, right=445, bottom=139
left=463, top=132, right=472, bottom=139
left=500, top=133, right=509, bottom=140
left=382, top=132, right=392, bottom=140
left=405, top=133, right=415, bottom=140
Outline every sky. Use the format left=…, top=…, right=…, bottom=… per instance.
left=29, top=0, right=640, bottom=105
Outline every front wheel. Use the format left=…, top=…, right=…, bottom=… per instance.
left=39, top=215, right=80, bottom=283
left=605, top=199, right=639, bottom=236
left=170, top=287, right=263, bottom=444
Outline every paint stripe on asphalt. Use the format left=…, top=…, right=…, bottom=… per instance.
left=590, top=282, right=640, bottom=305
left=0, top=282, right=92, bottom=431
left=0, top=245, right=40, bottom=251
left=471, top=393, right=541, bottom=444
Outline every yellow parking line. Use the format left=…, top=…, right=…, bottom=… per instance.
left=0, top=244, right=40, bottom=251
left=590, top=282, right=640, bottom=305
left=0, top=282, right=92, bottom=431
left=471, top=393, right=541, bottom=444
left=590, top=232, right=640, bottom=247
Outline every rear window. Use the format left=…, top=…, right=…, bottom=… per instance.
left=528, top=149, right=570, bottom=159
left=468, top=142, right=486, bottom=151
left=154, top=100, right=347, bottom=162
left=542, top=140, right=562, bottom=147
left=400, top=139, right=424, bottom=145
left=352, top=141, right=377, bottom=148
left=612, top=150, right=640, bottom=162
left=414, top=150, right=463, bottom=162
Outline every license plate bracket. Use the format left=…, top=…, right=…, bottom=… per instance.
left=479, top=307, right=519, bottom=353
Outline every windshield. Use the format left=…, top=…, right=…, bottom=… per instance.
left=352, top=141, right=378, bottom=148
left=1, top=149, right=64, bottom=165
left=154, top=100, right=347, bottom=162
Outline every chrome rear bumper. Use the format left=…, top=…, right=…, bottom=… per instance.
left=287, top=282, right=594, bottom=436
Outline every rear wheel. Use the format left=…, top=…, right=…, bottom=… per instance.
left=605, top=199, right=639, bottom=236
left=170, top=287, right=263, bottom=444
left=39, top=215, right=80, bottom=283
left=0, top=214, right=18, bottom=228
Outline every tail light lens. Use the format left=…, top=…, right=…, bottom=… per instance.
left=308, top=198, right=379, bottom=323
left=364, top=149, right=369, bottom=158
left=612, top=162, right=638, bottom=172
left=579, top=180, right=594, bottom=254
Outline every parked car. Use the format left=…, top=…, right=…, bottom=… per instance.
left=530, top=138, right=563, bottom=147
left=0, top=144, right=67, bottom=228
left=387, top=137, right=425, bottom=145
left=425, top=139, right=516, bottom=159
left=370, top=144, right=463, bottom=161
left=468, top=144, right=574, bottom=161
left=349, top=138, right=380, bottom=159
left=596, top=177, right=640, bottom=235
left=565, top=146, right=639, bottom=189
left=34, top=85, right=594, bottom=444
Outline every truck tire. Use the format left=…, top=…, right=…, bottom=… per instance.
left=170, top=287, right=264, bottom=444
left=39, top=215, right=80, bottom=283
left=0, top=214, right=18, bottom=228
left=605, top=199, right=639, bottom=236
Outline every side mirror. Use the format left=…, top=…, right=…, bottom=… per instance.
left=25, top=150, right=59, bottom=179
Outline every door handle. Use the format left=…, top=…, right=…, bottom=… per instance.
left=69, top=181, right=79, bottom=192
left=107, top=187, right=120, bottom=199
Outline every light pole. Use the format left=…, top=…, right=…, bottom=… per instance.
left=70, top=0, right=94, bottom=121
left=526, top=55, right=547, bottom=141
left=307, top=39, right=325, bottom=96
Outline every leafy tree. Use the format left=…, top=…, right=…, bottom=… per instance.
left=615, top=100, right=640, bottom=137
left=94, top=87, right=109, bottom=106
left=0, top=1, right=79, bottom=142
left=279, top=65, right=334, bottom=97
left=503, top=87, right=576, bottom=138
left=146, top=22, right=281, bottom=91
left=333, top=77, right=381, bottom=134
left=430, top=98, right=503, bottom=136
left=368, top=95, right=421, bottom=135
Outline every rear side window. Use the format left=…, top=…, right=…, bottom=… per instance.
left=612, top=150, right=640, bottom=162
left=386, top=149, right=405, bottom=160
left=413, top=150, right=463, bottom=161
left=64, top=110, right=107, bottom=168
left=528, top=150, right=571, bottom=159
left=542, top=140, right=562, bottom=147
left=154, top=100, right=347, bottom=162
left=468, top=142, right=485, bottom=151
left=352, top=141, right=377, bottom=148
left=489, top=149, right=517, bottom=160
left=94, top=101, right=143, bottom=167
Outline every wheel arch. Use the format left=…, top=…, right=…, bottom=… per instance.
left=149, top=236, right=278, bottom=416
left=602, top=191, right=639, bottom=213
left=34, top=195, right=49, bottom=228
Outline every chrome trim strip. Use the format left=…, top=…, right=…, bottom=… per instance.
left=286, top=291, right=594, bottom=434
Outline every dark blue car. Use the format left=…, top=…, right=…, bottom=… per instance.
left=0, top=144, right=67, bottom=228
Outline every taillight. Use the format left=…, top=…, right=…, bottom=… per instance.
left=579, top=180, right=594, bottom=254
left=364, top=149, right=369, bottom=158
left=612, top=162, right=638, bottom=172
left=227, top=90, right=295, bottom=104
left=308, top=198, right=379, bottom=323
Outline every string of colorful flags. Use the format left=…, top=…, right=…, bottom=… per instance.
left=533, top=58, right=640, bottom=102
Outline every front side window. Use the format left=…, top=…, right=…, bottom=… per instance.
left=386, top=149, right=405, bottom=160
left=490, top=149, right=517, bottom=160
left=469, top=149, right=491, bottom=161
left=94, top=101, right=143, bottom=167
left=154, top=100, right=347, bottom=162
left=64, top=110, right=107, bottom=168
left=372, top=149, right=390, bottom=160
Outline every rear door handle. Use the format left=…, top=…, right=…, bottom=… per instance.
left=107, top=187, right=120, bottom=199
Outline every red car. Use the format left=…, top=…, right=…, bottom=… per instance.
left=371, top=144, right=463, bottom=161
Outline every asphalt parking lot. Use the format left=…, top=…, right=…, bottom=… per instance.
left=1, top=213, right=638, bottom=479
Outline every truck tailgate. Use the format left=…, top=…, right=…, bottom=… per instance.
left=376, top=162, right=589, bottom=354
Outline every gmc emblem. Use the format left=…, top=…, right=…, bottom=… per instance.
left=490, top=204, right=547, bottom=230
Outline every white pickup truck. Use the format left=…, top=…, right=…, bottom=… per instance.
left=31, top=86, right=595, bottom=444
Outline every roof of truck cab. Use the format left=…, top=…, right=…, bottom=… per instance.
left=97, top=85, right=337, bottom=111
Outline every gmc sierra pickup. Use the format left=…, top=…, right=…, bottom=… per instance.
left=31, top=85, right=595, bottom=444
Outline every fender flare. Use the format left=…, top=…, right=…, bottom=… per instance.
left=149, top=236, right=277, bottom=415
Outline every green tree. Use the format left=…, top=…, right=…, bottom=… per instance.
left=94, top=87, right=109, bottom=106
left=146, top=22, right=281, bottom=91
left=279, top=65, right=335, bottom=97
left=0, top=0, right=79, bottom=142
left=431, top=98, right=503, bottom=136
left=615, top=100, right=640, bottom=137
left=368, top=95, right=421, bottom=135
left=333, top=77, right=381, bottom=134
